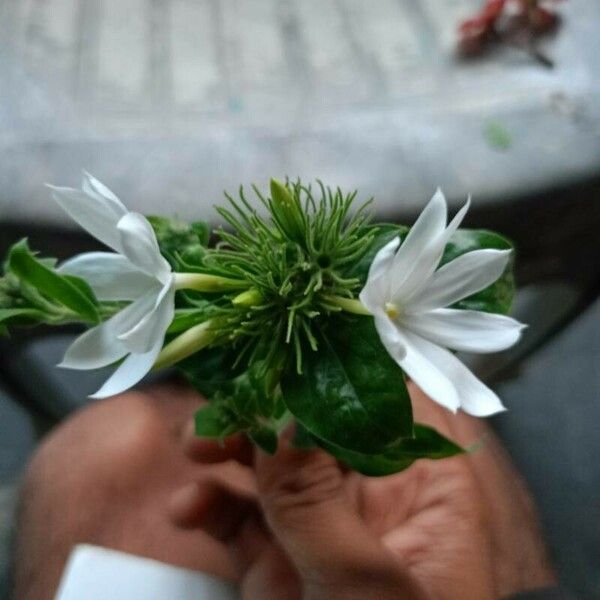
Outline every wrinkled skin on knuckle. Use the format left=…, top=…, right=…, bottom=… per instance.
left=259, top=451, right=345, bottom=529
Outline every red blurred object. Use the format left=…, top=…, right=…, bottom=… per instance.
left=458, top=0, right=563, bottom=60
left=529, top=6, right=559, bottom=32
left=458, top=0, right=505, bottom=55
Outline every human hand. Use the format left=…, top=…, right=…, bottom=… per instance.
left=172, top=384, right=556, bottom=599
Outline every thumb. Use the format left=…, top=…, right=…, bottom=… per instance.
left=255, top=436, right=420, bottom=597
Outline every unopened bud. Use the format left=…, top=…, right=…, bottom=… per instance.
left=270, top=179, right=306, bottom=244
left=232, top=288, right=263, bottom=307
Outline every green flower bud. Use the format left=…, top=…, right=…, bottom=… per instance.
left=174, top=273, right=248, bottom=292
left=270, top=179, right=306, bottom=244
left=232, top=288, right=263, bottom=307
left=153, top=320, right=217, bottom=370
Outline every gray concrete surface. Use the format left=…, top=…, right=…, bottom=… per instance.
left=1, top=0, right=600, bottom=225
left=2, top=334, right=172, bottom=420
left=0, top=386, right=36, bottom=597
left=495, top=300, right=600, bottom=599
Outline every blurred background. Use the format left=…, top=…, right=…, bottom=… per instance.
left=0, top=0, right=599, bottom=597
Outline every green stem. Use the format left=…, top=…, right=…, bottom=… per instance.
left=153, top=320, right=217, bottom=370
left=174, top=272, right=248, bottom=293
left=325, top=295, right=371, bottom=316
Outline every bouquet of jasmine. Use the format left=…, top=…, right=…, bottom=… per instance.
left=0, top=174, right=523, bottom=475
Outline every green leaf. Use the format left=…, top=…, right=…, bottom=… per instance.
left=8, top=240, right=99, bottom=323
left=346, top=224, right=408, bottom=284
left=167, top=307, right=214, bottom=334
left=292, top=422, right=318, bottom=449
left=195, top=401, right=279, bottom=453
left=195, top=404, right=238, bottom=438
left=317, top=438, right=415, bottom=476
left=442, top=229, right=515, bottom=315
left=312, top=424, right=463, bottom=477
left=0, top=307, right=47, bottom=326
left=282, top=315, right=413, bottom=454
left=178, top=346, right=243, bottom=399
left=248, top=426, right=278, bottom=454
left=388, top=424, right=464, bottom=459
left=181, top=348, right=285, bottom=442
left=61, top=274, right=100, bottom=305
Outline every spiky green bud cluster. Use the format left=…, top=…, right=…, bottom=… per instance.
left=202, top=179, right=376, bottom=372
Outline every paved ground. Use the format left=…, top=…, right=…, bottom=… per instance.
left=1, top=0, right=600, bottom=224
left=495, top=299, right=600, bottom=599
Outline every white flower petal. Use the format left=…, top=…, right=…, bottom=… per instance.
left=118, top=281, right=175, bottom=354
left=90, top=338, right=163, bottom=399
left=58, top=252, right=158, bottom=301
left=359, top=237, right=400, bottom=313
left=407, top=249, right=511, bottom=312
left=400, top=331, right=506, bottom=416
left=81, top=172, right=127, bottom=213
left=60, top=326, right=128, bottom=370
left=59, top=291, right=158, bottom=370
left=392, top=328, right=460, bottom=412
left=389, top=189, right=447, bottom=298
left=403, top=308, right=525, bottom=353
left=48, top=185, right=127, bottom=252
left=373, top=312, right=407, bottom=362
left=393, top=196, right=471, bottom=305
left=117, top=213, right=171, bottom=282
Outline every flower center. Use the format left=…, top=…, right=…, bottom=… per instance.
left=385, top=302, right=400, bottom=320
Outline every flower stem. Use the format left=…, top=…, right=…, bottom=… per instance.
left=174, top=272, right=248, bottom=293
left=326, top=295, right=371, bottom=316
left=153, top=320, right=217, bottom=370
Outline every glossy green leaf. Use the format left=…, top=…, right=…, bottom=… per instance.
left=388, top=424, right=464, bottom=459
left=346, top=224, right=408, bottom=284
left=248, top=426, right=278, bottom=454
left=282, top=316, right=413, bottom=454
left=8, top=240, right=99, bottom=323
left=312, top=424, right=463, bottom=477
left=292, top=422, right=318, bottom=449
left=61, top=274, right=100, bottom=305
left=317, top=438, right=415, bottom=476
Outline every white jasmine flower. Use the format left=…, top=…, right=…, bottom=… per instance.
left=359, top=189, right=525, bottom=416
left=49, top=173, right=175, bottom=399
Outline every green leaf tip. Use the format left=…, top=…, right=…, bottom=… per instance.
left=7, top=239, right=99, bottom=323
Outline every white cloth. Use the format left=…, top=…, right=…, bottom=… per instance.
left=55, top=544, right=239, bottom=600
